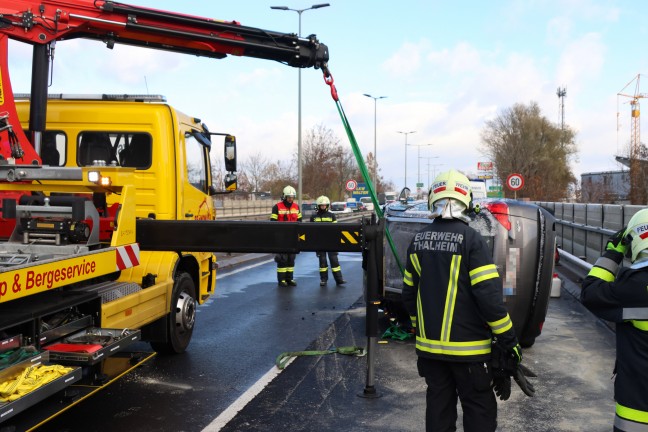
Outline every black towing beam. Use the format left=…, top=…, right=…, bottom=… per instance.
left=136, top=219, right=366, bottom=253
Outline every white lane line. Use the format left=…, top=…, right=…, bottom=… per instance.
left=216, top=258, right=274, bottom=280
left=201, top=357, right=295, bottom=431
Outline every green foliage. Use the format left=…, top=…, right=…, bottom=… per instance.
left=480, top=102, right=578, bottom=201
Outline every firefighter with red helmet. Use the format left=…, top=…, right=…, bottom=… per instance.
left=402, top=169, right=532, bottom=432
left=270, top=185, right=302, bottom=287
left=582, top=209, right=648, bottom=432
left=310, top=195, right=346, bottom=286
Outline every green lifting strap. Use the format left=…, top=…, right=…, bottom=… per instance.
left=323, top=70, right=405, bottom=275
left=275, top=346, right=366, bottom=370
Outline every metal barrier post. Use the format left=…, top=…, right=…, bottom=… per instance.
left=359, top=217, right=383, bottom=398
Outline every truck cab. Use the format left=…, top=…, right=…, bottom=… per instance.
left=13, top=94, right=236, bottom=317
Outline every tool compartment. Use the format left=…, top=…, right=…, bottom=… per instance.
left=0, top=289, right=147, bottom=425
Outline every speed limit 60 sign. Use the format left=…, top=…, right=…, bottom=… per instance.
left=345, top=179, right=357, bottom=191
left=506, top=173, right=524, bottom=191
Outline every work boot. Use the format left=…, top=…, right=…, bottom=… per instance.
left=320, top=279, right=327, bottom=287
left=287, top=280, right=297, bottom=286
left=335, top=276, right=347, bottom=286
left=278, top=280, right=288, bottom=287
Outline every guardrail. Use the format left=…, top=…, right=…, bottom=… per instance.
left=216, top=211, right=371, bottom=222
left=537, top=202, right=644, bottom=265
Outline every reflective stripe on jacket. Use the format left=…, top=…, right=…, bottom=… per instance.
left=310, top=210, right=337, bottom=223
left=401, top=218, right=517, bottom=362
left=271, top=201, right=302, bottom=222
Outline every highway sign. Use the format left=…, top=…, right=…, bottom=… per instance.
left=506, top=173, right=524, bottom=191
left=345, top=179, right=357, bottom=191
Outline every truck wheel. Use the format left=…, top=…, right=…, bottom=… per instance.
left=151, top=272, right=196, bottom=354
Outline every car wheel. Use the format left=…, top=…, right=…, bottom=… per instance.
left=150, top=272, right=196, bottom=354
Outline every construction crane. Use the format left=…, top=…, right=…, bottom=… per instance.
left=618, top=74, right=648, bottom=204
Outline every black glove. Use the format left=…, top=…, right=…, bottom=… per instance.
left=492, top=370, right=511, bottom=401
left=605, top=227, right=628, bottom=259
left=491, top=339, right=534, bottom=398
left=513, top=365, right=535, bottom=397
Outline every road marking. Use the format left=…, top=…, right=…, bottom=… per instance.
left=201, top=357, right=295, bottom=431
left=216, top=258, right=274, bottom=280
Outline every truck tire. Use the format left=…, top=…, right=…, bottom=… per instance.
left=151, top=272, right=196, bottom=354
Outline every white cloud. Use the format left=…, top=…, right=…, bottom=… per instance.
left=382, top=40, right=431, bottom=77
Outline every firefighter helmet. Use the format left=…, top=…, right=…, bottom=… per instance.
left=626, top=209, right=648, bottom=262
left=316, top=195, right=330, bottom=207
left=428, top=170, right=472, bottom=210
left=282, top=185, right=296, bottom=199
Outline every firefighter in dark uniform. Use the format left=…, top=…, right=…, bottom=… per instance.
left=310, top=195, right=346, bottom=286
left=402, top=170, right=532, bottom=432
left=270, top=185, right=302, bottom=287
left=582, top=208, right=648, bottom=432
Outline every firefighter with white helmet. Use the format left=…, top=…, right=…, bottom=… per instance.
left=582, top=208, right=648, bottom=431
left=402, top=169, right=530, bottom=431
left=270, top=185, right=302, bottom=287
left=310, top=195, right=346, bottom=286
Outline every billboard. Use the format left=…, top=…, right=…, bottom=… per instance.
left=477, top=161, right=493, bottom=171
left=350, top=182, right=370, bottom=200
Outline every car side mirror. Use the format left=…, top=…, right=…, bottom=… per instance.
left=399, top=187, right=411, bottom=203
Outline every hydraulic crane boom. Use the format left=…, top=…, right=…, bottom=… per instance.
left=0, top=0, right=329, bottom=67
left=0, top=0, right=329, bottom=163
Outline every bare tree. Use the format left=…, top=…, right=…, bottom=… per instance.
left=263, top=160, right=296, bottom=197
left=480, top=101, right=578, bottom=201
left=300, top=124, right=387, bottom=201
left=242, top=153, right=271, bottom=192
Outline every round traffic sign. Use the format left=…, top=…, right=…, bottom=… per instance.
left=345, top=179, right=357, bottom=191
left=506, top=173, right=524, bottom=191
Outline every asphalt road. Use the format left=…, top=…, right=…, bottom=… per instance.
left=29, top=252, right=366, bottom=432
left=220, top=263, right=618, bottom=432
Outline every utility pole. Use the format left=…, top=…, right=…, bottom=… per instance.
left=556, top=87, right=566, bottom=132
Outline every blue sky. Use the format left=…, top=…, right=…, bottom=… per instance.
left=8, top=0, right=648, bottom=191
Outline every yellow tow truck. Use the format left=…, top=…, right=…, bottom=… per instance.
left=0, top=0, right=329, bottom=428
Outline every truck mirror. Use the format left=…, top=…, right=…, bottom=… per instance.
left=224, top=172, right=237, bottom=191
left=224, top=135, right=236, bottom=172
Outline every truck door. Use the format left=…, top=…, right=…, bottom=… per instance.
left=182, top=131, right=214, bottom=221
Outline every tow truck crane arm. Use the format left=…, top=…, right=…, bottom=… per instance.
left=0, top=0, right=328, bottom=67
left=0, top=0, right=329, bottom=162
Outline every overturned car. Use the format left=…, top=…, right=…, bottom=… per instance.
left=383, top=197, right=556, bottom=347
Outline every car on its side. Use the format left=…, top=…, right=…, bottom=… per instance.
left=382, top=196, right=556, bottom=347
left=330, top=201, right=353, bottom=215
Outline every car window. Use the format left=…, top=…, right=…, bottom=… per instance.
left=331, top=203, right=345, bottom=211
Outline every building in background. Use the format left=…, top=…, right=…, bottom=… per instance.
left=581, top=170, right=630, bottom=203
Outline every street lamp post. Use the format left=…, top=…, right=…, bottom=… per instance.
left=397, top=131, right=416, bottom=189
left=430, top=163, right=445, bottom=185
left=363, top=94, right=387, bottom=189
left=419, top=155, right=439, bottom=189
left=271, top=3, right=330, bottom=207
left=408, top=143, right=433, bottom=186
